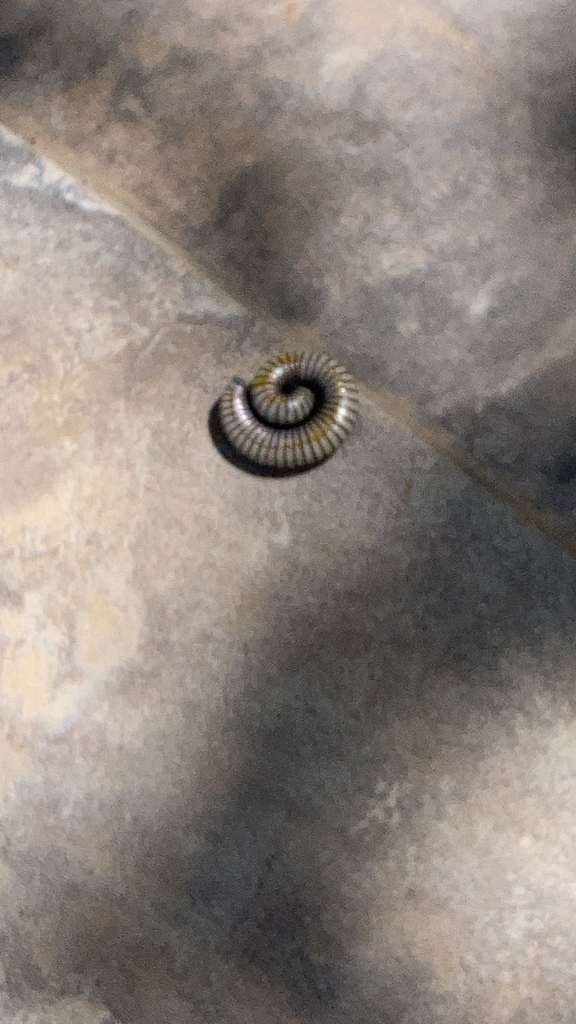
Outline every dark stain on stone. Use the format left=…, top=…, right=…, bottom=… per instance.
left=229, top=877, right=340, bottom=1011
left=200, top=160, right=323, bottom=323
left=91, top=38, right=329, bottom=323
left=60, top=35, right=117, bottom=91
left=526, top=59, right=576, bottom=209
left=111, top=66, right=153, bottom=122
left=529, top=60, right=576, bottom=155
left=0, top=9, right=336, bottom=326
left=0, top=5, right=51, bottom=82
left=546, top=451, right=576, bottom=487
left=0, top=2, right=118, bottom=92
left=0, top=34, right=27, bottom=76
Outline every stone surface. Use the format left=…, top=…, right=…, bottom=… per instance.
left=2, top=126, right=576, bottom=1024
left=1, top=995, right=116, bottom=1024
left=1, top=0, right=576, bottom=520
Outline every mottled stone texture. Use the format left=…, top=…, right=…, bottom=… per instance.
left=1, top=126, right=576, bottom=1024
left=2, top=2, right=576, bottom=1021
left=1, top=0, right=576, bottom=522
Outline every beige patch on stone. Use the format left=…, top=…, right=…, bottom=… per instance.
left=334, top=0, right=472, bottom=46
left=31, top=369, right=89, bottom=447
left=393, top=908, right=464, bottom=989
left=285, top=1, right=303, bottom=22
left=322, top=0, right=474, bottom=81
left=76, top=590, right=142, bottom=678
left=0, top=599, right=75, bottom=732
left=0, top=450, right=146, bottom=732
left=37, top=997, right=114, bottom=1024
left=1, top=645, right=57, bottom=721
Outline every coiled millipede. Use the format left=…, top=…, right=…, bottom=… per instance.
left=218, top=352, right=359, bottom=471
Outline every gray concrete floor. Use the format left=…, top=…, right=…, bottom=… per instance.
left=0, top=2, right=576, bottom=1022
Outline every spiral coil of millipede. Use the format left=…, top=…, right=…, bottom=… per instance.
left=217, top=352, right=359, bottom=472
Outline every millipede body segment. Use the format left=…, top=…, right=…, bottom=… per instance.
left=218, top=352, right=359, bottom=470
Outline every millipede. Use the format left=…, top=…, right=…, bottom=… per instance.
left=217, top=352, right=359, bottom=471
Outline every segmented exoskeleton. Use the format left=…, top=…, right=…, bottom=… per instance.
left=218, top=352, right=359, bottom=470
